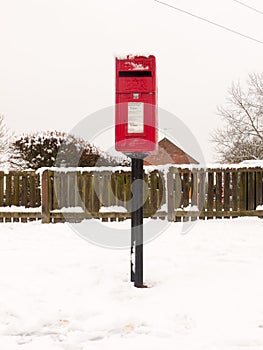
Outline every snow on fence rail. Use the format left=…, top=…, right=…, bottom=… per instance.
left=0, top=166, right=262, bottom=223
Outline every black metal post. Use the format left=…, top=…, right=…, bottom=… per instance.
left=130, top=157, right=136, bottom=282
left=131, top=157, right=144, bottom=287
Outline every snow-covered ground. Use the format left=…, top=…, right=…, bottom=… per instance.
left=0, top=218, right=263, bottom=350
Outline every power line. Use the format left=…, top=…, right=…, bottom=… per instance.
left=232, top=0, right=263, bottom=16
left=154, top=0, right=263, bottom=46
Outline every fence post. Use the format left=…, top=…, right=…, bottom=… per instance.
left=247, top=171, right=255, bottom=210
left=255, top=171, right=263, bottom=207
left=215, top=171, right=222, bottom=219
left=232, top=170, right=238, bottom=218
left=42, top=170, right=52, bottom=223
left=207, top=170, right=214, bottom=219
left=239, top=170, right=247, bottom=211
left=198, top=169, right=206, bottom=220
left=167, top=167, right=174, bottom=221
left=0, top=171, right=4, bottom=207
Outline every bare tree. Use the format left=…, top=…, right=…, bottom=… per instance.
left=212, top=73, right=263, bottom=163
left=0, top=115, right=10, bottom=168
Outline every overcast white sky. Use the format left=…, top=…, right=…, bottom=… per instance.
left=0, top=0, right=263, bottom=162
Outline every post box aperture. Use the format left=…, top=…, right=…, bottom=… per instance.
left=115, top=55, right=157, bottom=154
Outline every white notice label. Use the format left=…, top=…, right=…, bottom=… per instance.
left=128, top=102, right=144, bottom=133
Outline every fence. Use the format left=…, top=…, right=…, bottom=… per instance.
left=0, top=167, right=262, bottom=222
left=41, top=169, right=166, bottom=223
left=0, top=171, right=41, bottom=222
left=166, top=166, right=263, bottom=221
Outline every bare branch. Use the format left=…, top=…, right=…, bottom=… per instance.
left=211, top=73, right=263, bottom=162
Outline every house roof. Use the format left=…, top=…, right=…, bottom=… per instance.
left=144, top=137, right=199, bottom=165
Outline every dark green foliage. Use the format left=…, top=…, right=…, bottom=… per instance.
left=10, top=131, right=127, bottom=170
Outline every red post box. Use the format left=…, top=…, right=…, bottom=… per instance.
left=115, top=55, right=157, bottom=154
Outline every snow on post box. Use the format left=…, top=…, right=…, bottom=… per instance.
left=115, top=55, right=157, bottom=154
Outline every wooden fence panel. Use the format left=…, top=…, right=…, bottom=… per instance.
left=124, top=172, right=132, bottom=210
left=93, top=172, right=101, bottom=213
left=62, top=172, right=70, bottom=208
left=167, top=168, right=175, bottom=221
left=232, top=171, right=238, bottom=211
left=12, top=173, right=19, bottom=206
left=0, top=167, right=262, bottom=223
left=158, top=171, right=165, bottom=210
left=223, top=170, right=230, bottom=218
left=182, top=171, right=190, bottom=222
left=39, top=167, right=263, bottom=222
left=190, top=171, right=198, bottom=221
left=149, top=171, right=158, bottom=215
left=83, top=172, right=91, bottom=213
left=142, top=172, right=149, bottom=215
left=4, top=173, right=12, bottom=222
left=98, top=172, right=107, bottom=208
left=215, top=171, right=222, bottom=219
left=13, top=173, right=19, bottom=222
left=207, top=171, right=214, bottom=219
left=53, top=172, right=61, bottom=211
left=239, top=172, right=247, bottom=211
left=5, top=173, right=11, bottom=207
left=117, top=172, right=125, bottom=206
left=0, top=172, right=4, bottom=207
left=21, top=174, right=28, bottom=207
left=198, top=170, right=206, bottom=220
left=174, top=170, right=183, bottom=222
left=247, top=172, right=255, bottom=210
left=0, top=172, right=3, bottom=222
left=42, top=170, right=52, bottom=223
left=255, top=171, right=263, bottom=207
left=68, top=172, right=76, bottom=208
left=19, top=174, right=27, bottom=223
left=29, top=174, right=37, bottom=212
left=110, top=172, right=117, bottom=207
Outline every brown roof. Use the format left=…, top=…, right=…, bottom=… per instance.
left=144, top=138, right=199, bottom=165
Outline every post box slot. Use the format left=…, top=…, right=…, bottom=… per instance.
left=119, top=71, right=152, bottom=77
